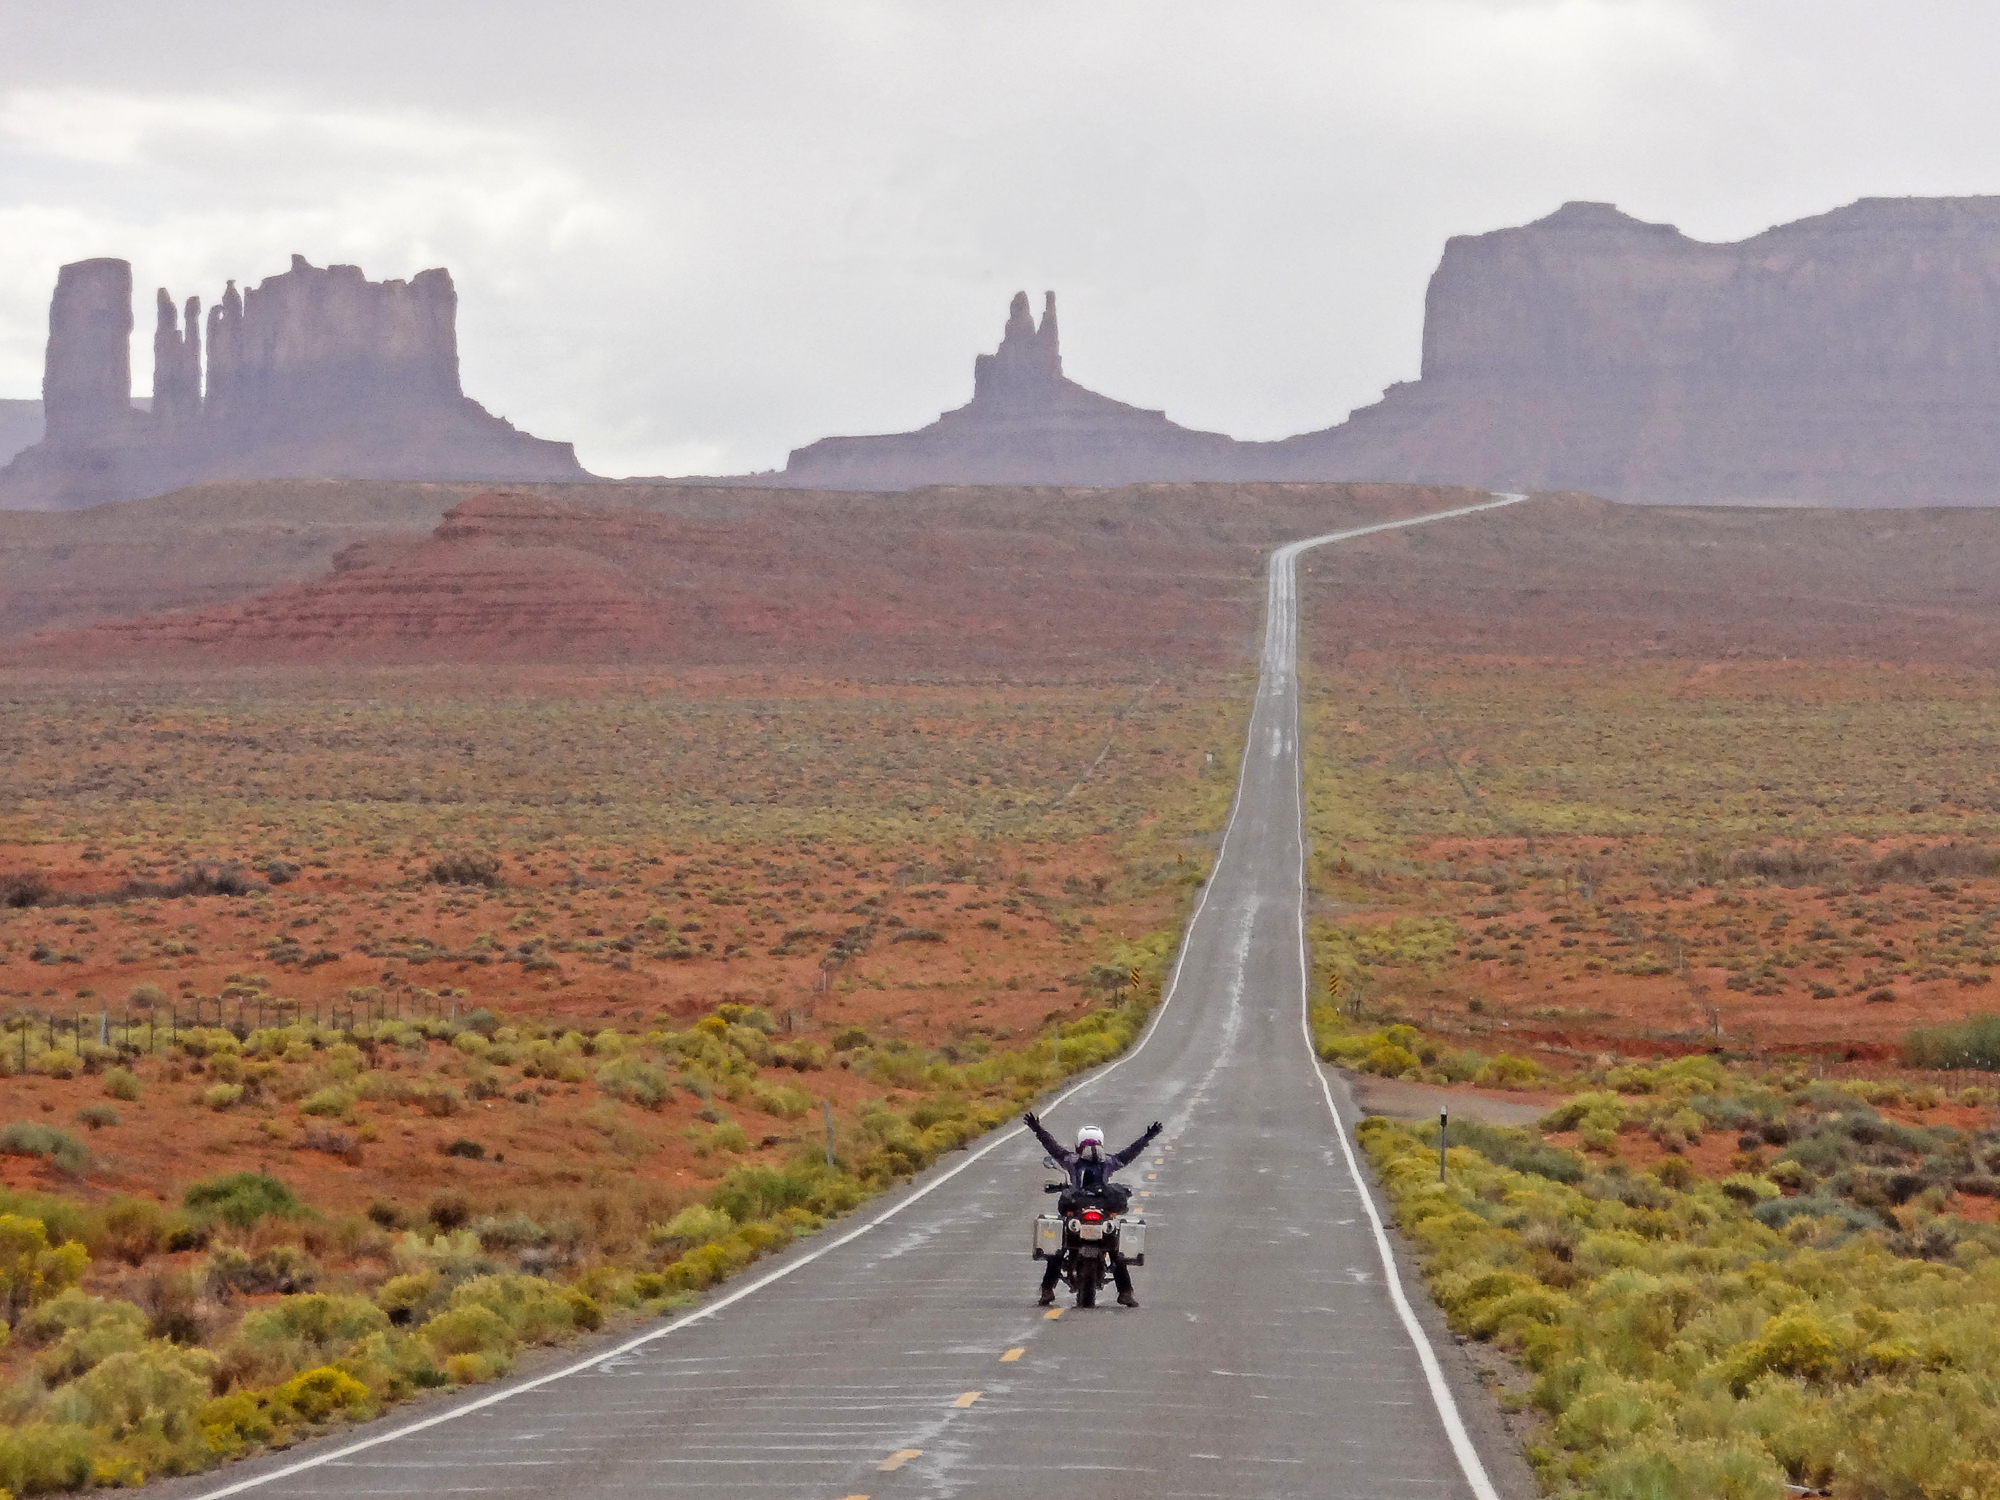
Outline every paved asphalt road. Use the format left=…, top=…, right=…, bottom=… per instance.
left=180, top=494, right=1533, bottom=1500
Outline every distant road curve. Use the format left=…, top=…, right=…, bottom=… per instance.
left=171, top=491, right=1534, bottom=1500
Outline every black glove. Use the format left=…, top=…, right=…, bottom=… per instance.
left=1147, top=1121, right=1163, bottom=1137
left=1023, top=1111, right=1040, bottom=1131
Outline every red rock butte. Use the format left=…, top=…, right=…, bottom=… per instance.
left=0, top=255, right=584, bottom=511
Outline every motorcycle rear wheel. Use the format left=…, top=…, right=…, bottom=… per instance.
left=1075, top=1255, right=1097, bottom=1308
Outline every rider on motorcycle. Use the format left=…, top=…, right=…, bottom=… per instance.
left=1023, top=1111, right=1161, bottom=1307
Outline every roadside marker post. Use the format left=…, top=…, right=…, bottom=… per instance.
left=1439, top=1110, right=1448, bottom=1183
left=822, top=1099, right=836, bottom=1167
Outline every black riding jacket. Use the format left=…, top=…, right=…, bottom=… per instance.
left=1028, top=1118, right=1160, bottom=1191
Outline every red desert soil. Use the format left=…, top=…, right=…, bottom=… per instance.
left=2, top=483, right=1482, bottom=670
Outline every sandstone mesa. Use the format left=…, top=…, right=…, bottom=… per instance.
left=0, top=255, right=585, bottom=511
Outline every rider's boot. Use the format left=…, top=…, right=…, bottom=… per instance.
left=1117, top=1288, right=1138, bottom=1308
left=1037, top=1286, right=1056, bottom=1306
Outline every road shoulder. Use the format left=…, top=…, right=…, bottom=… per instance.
left=1321, top=1061, right=1546, bottom=1500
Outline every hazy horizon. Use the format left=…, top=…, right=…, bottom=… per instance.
left=4, top=1, right=1999, bottom=478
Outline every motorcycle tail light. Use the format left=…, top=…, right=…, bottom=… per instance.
left=1082, top=1209, right=1101, bottom=1222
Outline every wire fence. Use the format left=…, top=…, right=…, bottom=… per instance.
left=3, top=987, right=469, bottom=1069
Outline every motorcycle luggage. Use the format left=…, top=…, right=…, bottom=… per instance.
left=1118, top=1215, right=1146, bottom=1265
left=1032, top=1214, right=1062, bottom=1260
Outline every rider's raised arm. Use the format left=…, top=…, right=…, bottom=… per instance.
left=1024, top=1112, right=1070, bottom=1163
left=1110, top=1120, right=1163, bottom=1168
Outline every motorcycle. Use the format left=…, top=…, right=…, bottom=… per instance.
left=1032, top=1172, right=1147, bottom=1308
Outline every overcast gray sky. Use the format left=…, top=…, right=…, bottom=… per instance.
left=2, top=1, right=1995, bottom=476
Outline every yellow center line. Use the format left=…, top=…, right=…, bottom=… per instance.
left=1044, top=1307, right=1064, bottom=1320
left=1139, top=1190, right=1151, bottom=1197
left=877, top=1449, right=922, bottom=1472
left=952, top=1390, right=982, bottom=1408
left=1000, top=1347, right=1024, bottom=1362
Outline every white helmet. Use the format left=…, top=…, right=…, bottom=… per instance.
left=1076, top=1125, right=1105, bottom=1158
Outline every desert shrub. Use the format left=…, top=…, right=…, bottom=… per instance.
left=28, top=1293, right=148, bottom=1383
left=1749, top=1195, right=1880, bottom=1233
left=208, top=1243, right=320, bottom=1295
left=269, top=1365, right=373, bottom=1424
left=1358, top=1085, right=2000, bottom=1499
left=0, top=1124, right=89, bottom=1174
left=91, top=1197, right=168, bottom=1266
left=0, top=870, right=53, bottom=909
left=428, top=1194, right=472, bottom=1231
left=1731, top=847, right=1838, bottom=885
left=416, top=1301, right=513, bottom=1360
left=646, top=1204, right=733, bottom=1251
left=0, top=1423, right=95, bottom=1495
left=182, top=1172, right=305, bottom=1230
left=1869, top=843, right=2000, bottom=884
left=299, top=1087, right=354, bottom=1118
left=43, top=1341, right=216, bottom=1437
left=1442, top=1118, right=1586, bottom=1185
left=101, top=1068, right=141, bottom=1103
left=470, top=1212, right=546, bottom=1252
left=596, top=1056, right=671, bottom=1108
left=1473, top=1053, right=1541, bottom=1088
left=1904, top=1013, right=2000, bottom=1071
left=1589, top=1435, right=1784, bottom=1500
left=131, top=1265, right=208, bottom=1345
left=749, top=1080, right=813, bottom=1119
left=202, top=1082, right=245, bottom=1111
left=389, top=1230, right=493, bottom=1288
left=75, top=1104, right=119, bottom=1132
left=195, top=1389, right=280, bottom=1456
left=374, top=1270, right=442, bottom=1326
left=706, top=1164, right=826, bottom=1223
left=447, top=1274, right=596, bottom=1345
left=31, top=1050, right=78, bottom=1080
left=0, top=1215, right=90, bottom=1319
left=236, top=1293, right=386, bottom=1358
left=412, top=1080, right=463, bottom=1118
left=298, top=1123, right=359, bottom=1161
left=427, top=851, right=502, bottom=889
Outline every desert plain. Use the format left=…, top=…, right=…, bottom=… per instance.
left=9, top=480, right=2000, bottom=1491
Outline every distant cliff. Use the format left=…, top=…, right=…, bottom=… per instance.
left=781, top=197, right=2000, bottom=503
left=0, top=255, right=585, bottom=511
left=1270, top=197, right=2000, bottom=503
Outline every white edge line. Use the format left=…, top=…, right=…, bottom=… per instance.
left=1285, top=492, right=1527, bottom=1500
left=184, top=644, right=1267, bottom=1500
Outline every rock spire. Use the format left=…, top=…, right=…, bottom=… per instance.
left=972, top=290, right=1062, bottom=399
left=42, top=259, right=135, bottom=441
left=151, top=289, right=202, bottom=424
